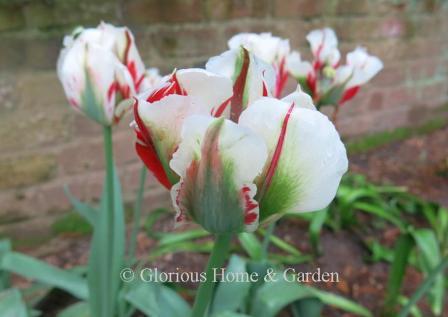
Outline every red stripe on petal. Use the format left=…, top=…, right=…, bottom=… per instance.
left=230, top=48, right=250, bottom=122
left=241, top=185, right=259, bottom=225
left=135, top=142, right=172, bottom=189
left=213, top=97, right=231, bottom=117
left=133, top=99, right=172, bottom=189
left=339, top=86, right=360, bottom=104
left=258, top=103, right=295, bottom=199
left=274, top=57, right=288, bottom=98
left=107, top=82, right=118, bottom=102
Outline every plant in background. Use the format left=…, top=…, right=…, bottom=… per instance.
left=132, top=46, right=348, bottom=316
left=286, top=27, right=383, bottom=122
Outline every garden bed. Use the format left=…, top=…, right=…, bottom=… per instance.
left=12, top=123, right=448, bottom=316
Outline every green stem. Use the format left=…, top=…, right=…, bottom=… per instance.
left=103, top=125, right=115, bottom=317
left=191, top=234, right=232, bottom=317
left=261, top=221, right=277, bottom=260
left=128, top=166, right=147, bottom=262
left=398, top=255, right=448, bottom=317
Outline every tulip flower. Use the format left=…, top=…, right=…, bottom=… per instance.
left=206, top=46, right=275, bottom=120
left=335, top=47, right=384, bottom=104
left=228, top=33, right=290, bottom=97
left=57, top=22, right=147, bottom=126
left=306, top=28, right=340, bottom=70
left=132, top=69, right=233, bottom=189
left=169, top=94, right=347, bottom=233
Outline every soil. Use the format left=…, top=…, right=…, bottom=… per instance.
left=13, top=126, right=448, bottom=316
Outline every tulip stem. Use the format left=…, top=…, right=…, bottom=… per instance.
left=103, top=125, right=115, bottom=316
left=261, top=221, right=277, bottom=260
left=128, top=165, right=147, bottom=262
left=191, top=233, right=232, bottom=317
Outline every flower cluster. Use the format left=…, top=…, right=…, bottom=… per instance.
left=57, top=22, right=162, bottom=126
left=286, top=28, right=383, bottom=108
left=132, top=46, right=348, bottom=234
left=57, top=23, right=351, bottom=235
left=228, top=30, right=383, bottom=111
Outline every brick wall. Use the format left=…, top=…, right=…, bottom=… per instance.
left=0, top=0, right=447, bottom=239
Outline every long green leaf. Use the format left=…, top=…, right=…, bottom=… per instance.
left=308, top=209, right=328, bottom=255
left=158, top=229, right=209, bottom=247
left=87, top=164, right=125, bottom=317
left=412, top=229, right=444, bottom=315
left=398, top=256, right=448, bottom=317
left=64, top=185, right=97, bottom=226
left=238, top=233, right=262, bottom=261
left=58, top=301, right=90, bottom=317
left=0, top=252, right=88, bottom=299
left=384, top=234, right=414, bottom=313
left=125, top=282, right=191, bottom=317
left=291, top=297, right=323, bottom=317
left=0, top=240, right=11, bottom=290
left=251, top=275, right=313, bottom=317
left=308, top=287, right=372, bottom=317
left=0, top=289, right=29, bottom=317
left=211, top=255, right=251, bottom=314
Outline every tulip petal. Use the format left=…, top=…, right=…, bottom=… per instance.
left=239, top=97, right=348, bottom=221
left=281, top=87, right=316, bottom=110
left=170, top=115, right=267, bottom=233
left=206, top=48, right=275, bottom=121
left=136, top=94, right=213, bottom=186
left=176, top=69, right=233, bottom=115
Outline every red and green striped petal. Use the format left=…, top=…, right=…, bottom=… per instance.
left=239, top=97, right=348, bottom=222
left=206, top=47, right=275, bottom=122
left=169, top=115, right=267, bottom=233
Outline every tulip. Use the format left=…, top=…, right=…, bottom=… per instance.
left=57, top=22, right=147, bottom=126
left=132, top=69, right=233, bottom=189
left=306, top=28, right=340, bottom=70
left=206, top=46, right=275, bottom=120
left=335, top=47, right=384, bottom=104
left=168, top=90, right=347, bottom=233
left=228, top=33, right=290, bottom=97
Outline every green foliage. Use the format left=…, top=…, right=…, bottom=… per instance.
left=51, top=212, right=92, bottom=236
left=209, top=255, right=372, bottom=317
left=346, top=117, right=447, bottom=155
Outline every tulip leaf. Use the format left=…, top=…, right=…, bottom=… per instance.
left=308, top=208, right=328, bottom=255
left=158, top=229, right=209, bottom=247
left=64, top=185, right=97, bottom=227
left=384, top=234, right=414, bottom=313
left=58, top=302, right=90, bottom=317
left=0, top=239, right=11, bottom=290
left=291, top=297, right=323, bottom=317
left=0, top=289, right=29, bottom=317
left=238, top=233, right=262, bottom=261
left=87, top=164, right=125, bottom=317
left=212, top=313, right=251, bottom=317
left=211, top=255, right=251, bottom=314
left=149, top=241, right=214, bottom=260
left=412, top=229, right=444, bottom=315
left=0, top=251, right=88, bottom=300
left=125, top=282, right=191, bottom=317
left=308, top=287, right=372, bottom=317
left=250, top=275, right=314, bottom=317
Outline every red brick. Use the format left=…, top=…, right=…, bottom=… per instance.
left=123, top=0, right=203, bottom=25
left=204, top=0, right=269, bottom=20
left=151, top=25, right=225, bottom=59
left=273, top=0, right=326, bottom=18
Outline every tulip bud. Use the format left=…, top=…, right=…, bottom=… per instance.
left=57, top=23, right=146, bottom=126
